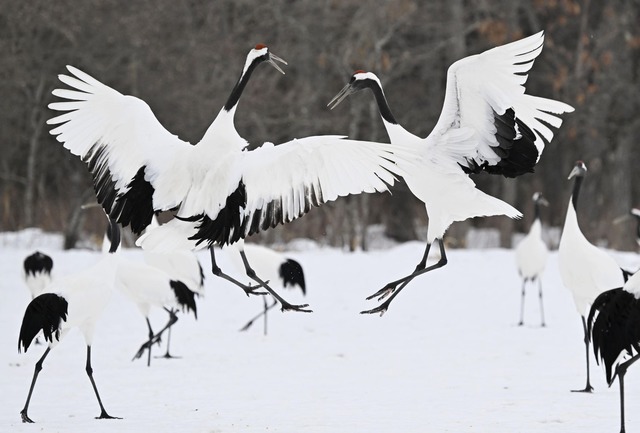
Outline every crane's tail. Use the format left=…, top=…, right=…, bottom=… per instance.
left=18, top=293, right=68, bottom=353
left=170, top=280, right=198, bottom=319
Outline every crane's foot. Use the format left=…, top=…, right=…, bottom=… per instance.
left=96, top=410, right=121, bottom=420
left=571, top=385, right=594, bottom=393
left=132, top=335, right=162, bottom=361
left=365, top=283, right=397, bottom=302
left=20, top=410, right=34, bottom=423
left=243, top=284, right=268, bottom=297
left=155, top=352, right=181, bottom=359
left=360, top=299, right=390, bottom=317
left=279, top=302, right=312, bottom=313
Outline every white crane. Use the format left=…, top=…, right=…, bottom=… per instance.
left=101, top=220, right=198, bottom=366
left=48, top=44, right=397, bottom=314
left=559, top=161, right=627, bottom=392
left=588, top=270, right=640, bottom=433
left=515, top=192, right=549, bottom=326
left=328, top=31, right=574, bottom=315
left=139, top=216, right=204, bottom=360
left=17, top=218, right=121, bottom=423
left=224, top=241, right=306, bottom=334
left=23, top=251, right=53, bottom=299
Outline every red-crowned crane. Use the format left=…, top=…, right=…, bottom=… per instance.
left=48, top=44, right=397, bottom=314
left=225, top=241, right=306, bottom=334
left=328, top=31, right=574, bottom=315
left=515, top=192, right=549, bottom=326
left=559, top=161, right=627, bottom=392
left=588, top=270, right=640, bottom=433
left=18, top=218, right=121, bottom=423
left=106, top=222, right=198, bottom=367
left=23, top=251, right=53, bottom=299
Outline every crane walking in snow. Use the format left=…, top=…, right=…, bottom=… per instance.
left=515, top=192, right=549, bottom=326
left=588, top=270, right=640, bottom=433
left=559, top=161, right=627, bottom=393
left=18, top=218, right=121, bottom=423
left=48, top=45, right=397, bottom=314
left=329, top=31, right=574, bottom=315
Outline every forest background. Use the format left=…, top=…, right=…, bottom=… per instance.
left=2, top=0, right=639, bottom=250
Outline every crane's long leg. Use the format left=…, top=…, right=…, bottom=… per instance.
left=572, top=315, right=594, bottom=393
left=239, top=251, right=311, bottom=313
left=133, top=308, right=178, bottom=361
left=20, top=347, right=51, bottom=423
left=208, top=247, right=266, bottom=296
left=145, top=318, right=154, bottom=367
left=518, top=279, right=526, bottom=326
left=85, top=345, right=120, bottom=420
left=616, top=354, right=640, bottom=433
left=156, top=309, right=181, bottom=359
left=538, top=278, right=546, bottom=327
left=361, top=239, right=447, bottom=315
left=239, top=299, right=278, bottom=332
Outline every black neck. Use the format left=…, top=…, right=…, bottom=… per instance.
left=223, top=57, right=264, bottom=112
left=534, top=201, right=541, bottom=220
left=571, top=176, right=584, bottom=211
left=365, top=80, right=397, bottom=125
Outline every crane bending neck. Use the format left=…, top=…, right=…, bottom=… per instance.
left=367, top=82, right=398, bottom=125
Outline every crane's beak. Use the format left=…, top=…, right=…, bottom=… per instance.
left=538, top=196, right=549, bottom=207
left=568, top=165, right=582, bottom=180
left=327, top=83, right=356, bottom=110
left=267, top=52, right=287, bottom=75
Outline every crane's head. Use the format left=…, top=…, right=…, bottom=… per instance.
left=568, top=160, right=587, bottom=180
left=327, top=71, right=382, bottom=110
left=532, top=192, right=549, bottom=207
left=245, top=44, right=287, bottom=75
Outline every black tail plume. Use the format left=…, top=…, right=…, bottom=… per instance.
left=18, top=293, right=68, bottom=353
left=170, top=280, right=197, bottom=319
left=280, top=259, right=306, bottom=295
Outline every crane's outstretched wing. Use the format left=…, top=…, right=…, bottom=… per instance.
left=48, top=66, right=193, bottom=234
left=137, top=136, right=397, bottom=250
left=426, top=31, right=574, bottom=177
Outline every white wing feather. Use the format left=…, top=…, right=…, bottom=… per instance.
left=427, top=31, right=574, bottom=168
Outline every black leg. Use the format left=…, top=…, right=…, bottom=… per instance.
left=239, top=299, right=278, bottom=332
left=537, top=278, right=545, bottom=327
left=20, top=347, right=51, bottom=423
left=209, top=247, right=266, bottom=296
left=133, top=309, right=178, bottom=362
left=145, top=318, right=154, bottom=367
left=156, top=309, right=181, bottom=359
left=361, top=239, right=447, bottom=315
left=239, top=251, right=311, bottom=313
left=518, top=279, right=526, bottom=326
left=85, top=346, right=120, bottom=420
left=616, top=355, right=640, bottom=433
left=572, top=315, right=593, bottom=393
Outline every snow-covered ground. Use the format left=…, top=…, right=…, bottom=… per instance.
left=1, top=239, right=639, bottom=432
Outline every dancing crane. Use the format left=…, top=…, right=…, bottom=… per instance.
left=23, top=251, right=53, bottom=299
left=226, top=241, right=306, bottom=334
left=588, top=270, right=640, bottom=433
left=18, top=218, right=121, bottom=423
left=328, top=31, right=574, bottom=315
left=559, top=161, right=627, bottom=392
left=48, top=44, right=397, bottom=314
left=515, top=192, right=549, bottom=326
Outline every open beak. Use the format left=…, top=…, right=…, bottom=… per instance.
left=267, top=52, right=287, bottom=75
left=327, top=83, right=356, bottom=110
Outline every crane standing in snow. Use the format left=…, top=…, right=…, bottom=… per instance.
left=48, top=44, right=397, bottom=314
left=588, top=270, right=640, bottom=433
left=559, top=161, right=627, bottom=393
left=515, top=192, right=549, bottom=326
left=18, top=218, right=121, bottom=423
left=328, top=31, right=574, bottom=315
